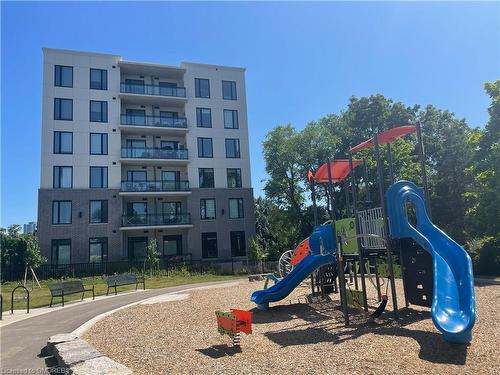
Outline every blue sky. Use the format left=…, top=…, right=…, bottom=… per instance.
left=1, top=1, right=499, bottom=228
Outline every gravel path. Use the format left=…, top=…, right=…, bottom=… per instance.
left=84, top=280, right=500, bottom=374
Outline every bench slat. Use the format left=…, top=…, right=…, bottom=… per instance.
left=48, top=281, right=85, bottom=296
left=105, top=274, right=139, bottom=286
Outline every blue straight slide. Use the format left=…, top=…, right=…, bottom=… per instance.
left=386, top=181, right=476, bottom=344
left=251, top=253, right=336, bottom=310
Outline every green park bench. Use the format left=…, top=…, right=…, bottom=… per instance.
left=48, top=280, right=95, bottom=307
left=105, top=273, right=146, bottom=296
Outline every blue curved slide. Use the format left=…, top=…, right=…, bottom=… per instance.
left=386, top=181, right=476, bottom=344
left=251, top=253, right=336, bottom=310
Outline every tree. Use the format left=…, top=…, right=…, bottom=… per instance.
left=464, top=81, right=500, bottom=238
left=145, top=239, right=160, bottom=277
left=23, top=233, right=46, bottom=270
left=261, top=92, right=489, bottom=252
left=419, top=105, right=475, bottom=242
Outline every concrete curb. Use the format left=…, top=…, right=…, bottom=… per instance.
left=47, top=334, right=132, bottom=374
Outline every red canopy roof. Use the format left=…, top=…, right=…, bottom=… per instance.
left=350, top=125, right=416, bottom=153
left=312, top=159, right=362, bottom=183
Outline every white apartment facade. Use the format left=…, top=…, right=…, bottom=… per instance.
left=38, top=48, right=255, bottom=264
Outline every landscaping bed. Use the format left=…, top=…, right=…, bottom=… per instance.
left=83, top=280, right=499, bottom=374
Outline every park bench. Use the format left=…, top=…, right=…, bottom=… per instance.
left=105, top=273, right=145, bottom=296
left=48, top=280, right=95, bottom=307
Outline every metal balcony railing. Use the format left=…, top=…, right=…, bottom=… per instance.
left=121, top=147, right=188, bottom=160
left=121, top=213, right=191, bottom=227
left=121, top=180, right=190, bottom=192
left=120, top=83, right=186, bottom=98
left=120, top=114, right=188, bottom=128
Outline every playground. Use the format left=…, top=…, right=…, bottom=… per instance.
left=80, top=123, right=496, bottom=373
left=82, top=280, right=499, bottom=374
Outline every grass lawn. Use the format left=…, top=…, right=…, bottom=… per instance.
left=1, top=272, right=243, bottom=312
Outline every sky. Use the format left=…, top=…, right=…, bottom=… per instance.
left=1, top=1, right=499, bottom=228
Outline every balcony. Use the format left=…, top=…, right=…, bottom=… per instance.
left=121, top=213, right=192, bottom=230
left=121, top=114, right=187, bottom=128
left=120, top=114, right=188, bottom=135
left=120, top=82, right=187, bottom=106
left=120, top=147, right=189, bottom=165
left=121, top=83, right=186, bottom=97
left=120, top=180, right=191, bottom=196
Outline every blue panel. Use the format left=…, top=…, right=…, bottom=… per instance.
left=386, top=180, right=476, bottom=343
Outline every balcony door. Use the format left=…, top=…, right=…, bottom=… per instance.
left=163, top=235, right=183, bottom=257
left=125, top=79, right=145, bottom=94
left=126, top=109, right=146, bottom=125
left=162, top=171, right=180, bottom=191
left=128, top=236, right=148, bottom=260
left=126, top=170, right=147, bottom=191
left=159, top=81, right=177, bottom=96
left=127, top=202, right=147, bottom=225
left=162, top=202, right=182, bottom=224
left=160, top=111, right=178, bottom=126
left=126, top=139, right=146, bottom=158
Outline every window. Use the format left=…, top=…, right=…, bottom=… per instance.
left=223, top=110, right=239, bottom=129
left=55, top=65, right=73, bottom=87
left=54, top=98, right=73, bottom=120
left=199, top=168, right=214, bottom=188
left=225, top=138, right=240, bottom=158
left=90, top=167, right=108, bottom=188
left=90, top=68, right=107, bottom=90
left=52, top=201, right=72, bottom=224
left=196, top=108, right=212, bottom=128
left=200, top=199, right=216, bottom=220
left=89, top=237, right=108, bottom=263
left=90, top=101, right=108, bottom=122
left=53, top=166, right=72, bottom=188
left=163, top=235, right=182, bottom=257
left=90, top=133, right=108, bottom=155
left=54, top=131, right=73, bottom=154
left=51, top=239, right=71, bottom=265
left=198, top=137, right=213, bottom=158
left=195, top=78, right=210, bottom=98
left=222, top=80, right=237, bottom=100
left=202, top=232, right=218, bottom=259
left=231, top=231, right=246, bottom=257
left=229, top=198, right=244, bottom=219
left=89, top=200, right=108, bottom=223
left=227, top=168, right=242, bottom=188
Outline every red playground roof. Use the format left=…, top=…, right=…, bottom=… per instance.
left=350, top=125, right=416, bottom=153
left=313, top=159, right=362, bottom=183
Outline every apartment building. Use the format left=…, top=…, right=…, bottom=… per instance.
left=38, top=48, right=255, bottom=264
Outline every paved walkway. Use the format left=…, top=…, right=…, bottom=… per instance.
left=1, top=279, right=242, bottom=371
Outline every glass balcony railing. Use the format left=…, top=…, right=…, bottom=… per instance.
left=120, top=83, right=186, bottom=98
left=120, top=114, right=188, bottom=128
left=121, top=147, right=188, bottom=160
left=121, top=180, right=190, bottom=192
left=122, top=213, right=191, bottom=227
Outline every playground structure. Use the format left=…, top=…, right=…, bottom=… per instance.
left=251, top=123, right=476, bottom=344
left=215, top=309, right=253, bottom=347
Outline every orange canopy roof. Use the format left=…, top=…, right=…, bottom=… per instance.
left=312, top=159, right=362, bottom=183
left=350, top=125, right=416, bottom=153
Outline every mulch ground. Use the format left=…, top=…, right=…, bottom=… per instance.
left=84, top=280, right=500, bottom=374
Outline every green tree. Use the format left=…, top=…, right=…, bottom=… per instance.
left=146, top=239, right=160, bottom=277
left=419, top=105, right=475, bottom=242
left=464, top=81, right=500, bottom=238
